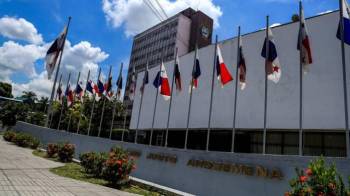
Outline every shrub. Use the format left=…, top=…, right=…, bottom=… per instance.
left=102, top=146, right=136, bottom=185
left=3, top=130, right=16, bottom=142
left=13, top=133, right=33, bottom=147
left=286, top=157, right=348, bottom=196
left=57, top=142, right=75, bottom=162
left=80, top=152, right=108, bottom=177
left=29, top=137, right=40, bottom=149
left=47, top=143, right=59, bottom=158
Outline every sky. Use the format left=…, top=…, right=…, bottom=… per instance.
left=0, top=0, right=338, bottom=98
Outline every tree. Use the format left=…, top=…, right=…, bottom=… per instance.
left=292, top=14, right=300, bottom=22
left=0, top=82, right=13, bottom=98
left=21, top=91, right=37, bottom=105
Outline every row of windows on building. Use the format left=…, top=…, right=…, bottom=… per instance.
left=130, top=43, right=176, bottom=66
left=132, top=31, right=177, bottom=55
left=105, top=129, right=346, bottom=157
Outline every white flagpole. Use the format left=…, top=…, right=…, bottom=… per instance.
left=67, top=71, right=80, bottom=132
left=76, top=69, right=90, bottom=134
left=45, top=17, right=71, bottom=127
left=135, top=62, right=148, bottom=143
left=231, top=26, right=241, bottom=152
left=339, top=0, right=350, bottom=157
left=298, top=0, right=304, bottom=156
left=262, top=16, right=270, bottom=154
left=110, top=63, right=123, bottom=139
left=184, top=44, right=198, bottom=149
left=98, top=65, right=112, bottom=137
left=165, top=48, right=178, bottom=147
left=48, top=73, right=62, bottom=128
left=206, top=35, right=218, bottom=151
left=87, top=67, right=101, bottom=136
left=57, top=72, right=71, bottom=130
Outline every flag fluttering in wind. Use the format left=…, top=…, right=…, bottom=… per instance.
left=216, top=45, right=233, bottom=86
left=116, top=64, right=123, bottom=100
left=65, top=83, right=74, bottom=107
left=56, top=83, right=63, bottom=103
left=140, top=64, right=149, bottom=95
left=298, top=1, right=313, bottom=73
left=86, top=80, right=96, bottom=94
left=129, top=66, right=136, bottom=101
left=174, top=54, right=182, bottom=92
left=104, top=76, right=113, bottom=100
left=191, top=46, right=201, bottom=90
left=153, top=62, right=171, bottom=100
left=75, top=81, right=83, bottom=101
left=261, top=27, right=281, bottom=83
left=238, top=37, right=247, bottom=90
left=95, top=78, right=105, bottom=101
left=337, top=0, right=350, bottom=45
left=45, top=26, right=67, bottom=80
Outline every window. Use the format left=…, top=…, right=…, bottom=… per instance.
left=167, top=130, right=185, bottom=149
left=151, top=130, right=166, bottom=146
left=187, top=129, right=207, bottom=150
left=123, top=130, right=136, bottom=143
left=209, top=130, right=232, bottom=152
left=234, top=130, right=263, bottom=154
left=266, top=131, right=299, bottom=155
left=303, top=131, right=346, bottom=157
left=136, top=130, right=150, bottom=145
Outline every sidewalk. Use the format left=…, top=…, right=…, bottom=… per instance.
left=0, top=138, right=137, bottom=196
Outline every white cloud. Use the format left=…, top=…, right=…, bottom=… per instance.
left=102, top=0, right=223, bottom=37
left=0, top=16, right=43, bottom=44
left=317, top=10, right=333, bottom=15
left=12, top=72, right=53, bottom=98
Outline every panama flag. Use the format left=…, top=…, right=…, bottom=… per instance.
left=45, top=26, right=67, bottom=79
left=216, top=45, right=233, bottom=86
left=129, top=66, right=136, bottom=101
left=116, top=65, right=123, bottom=100
left=140, top=64, right=149, bottom=95
left=174, top=54, right=182, bottom=92
left=298, top=1, right=313, bottom=73
left=238, top=37, right=247, bottom=90
left=153, top=62, right=171, bottom=100
left=104, top=76, right=113, bottom=100
left=191, top=46, right=201, bottom=90
left=65, top=83, right=74, bottom=107
left=86, top=80, right=96, bottom=94
left=337, top=0, right=350, bottom=45
left=75, top=81, right=84, bottom=101
left=261, top=27, right=281, bottom=83
left=56, top=83, right=63, bottom=103
left=95, top=78, right=105, bottom=101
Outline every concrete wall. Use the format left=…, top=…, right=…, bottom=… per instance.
left=14, top=122, right=350, bottom=196
left=176, top=14, right=191, bottom=57
left=130, top=11, right=350, bottom=130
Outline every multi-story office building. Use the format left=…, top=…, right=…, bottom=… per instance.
left=123, top=8, right=213, bottom=120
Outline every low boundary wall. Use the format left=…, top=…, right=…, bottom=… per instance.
left=13, top=122, right=350, bottom=196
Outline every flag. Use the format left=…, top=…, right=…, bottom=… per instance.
left=65, top=83, right=74, bottom=107
left=337, top=0, right=350, bottom=45
left=216, top=45, right=233, bottom=86
left=298, top=2, right=313, bottom=73
left=261, top=27, right=281, bottom=83
left=140, top=64, right=149, bottom=95
left=191, top=46, right=201, bottom=90
left=238, top=37, right=247, bottom=90
left=153, top=62, right=171, bottom=100
left=174, top=54, right=182, bottom=92
left=116, top=65, right=123, bottom=100
left=95, top=78, right=105, bottom=101
left=45, top=26, right=67, bottom=79
left=129, top=66, right=136, bottom=101
left=56, top=83, right=63, bottom=103
left=86, top=80, right=95, bottom=94
left=104, top=76, right=113, bottom=100
left=75, top=81, right=84, bottom=101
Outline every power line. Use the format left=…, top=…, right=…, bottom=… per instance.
left=153, top=0, right=168, bottom=19
left=143, top=0, right=165, bottom=21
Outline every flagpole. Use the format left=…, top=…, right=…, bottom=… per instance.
left=77, top=70, right=90, bottom=134
left=98, top=65, right=112, bottom=137
left=110, top=63, right=123, bottom=139
left=298, top=0, right=304, bottom=156
left=87, top=67, right=101, bottom=136
left=165, top=48, right=178, bottom=147
left=339, top=0, right=350, bottom=157
left=67, top=71, right=80, bottom=132
left=206, top=35, right=218, bottom=151
left=135, top=62, right=147, bottom=143
left=231, top=26, right=241, bottom=152
left=184, top=45, right=197, bottom=149
left=45, top=17, right=72, bottom=127
left=263, top=16, right=270, bottom=154
left=57, top=72, right=71, bottom=130
left=48, top=74, right=62, bottom=128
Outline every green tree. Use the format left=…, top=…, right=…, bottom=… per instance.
left=0, top=82, right=13, bottom=98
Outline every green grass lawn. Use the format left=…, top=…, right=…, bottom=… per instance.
left=32, top=150, right=165, bottom=196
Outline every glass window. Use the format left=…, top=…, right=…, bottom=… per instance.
left=187, top=129, right=207, bottom=150
left=123, top=130, right=136, bottom=143
left=136, top=130, right=150, bottom=145
left=209, top=130, right=232, bottom=152
left=167, top=130, right=185, bottom=149
left=303, top=131, right=346, bottom=157
left=151, top=130, right=166, bottom=146
left=266, top=131, right=299, bottom=155
left=234, top=130, right=263, bottom=154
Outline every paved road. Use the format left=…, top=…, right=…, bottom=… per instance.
left=0, top=138, right=137, bottom=196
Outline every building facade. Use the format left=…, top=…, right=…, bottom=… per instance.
left=123, top=8, right=213, bottom=121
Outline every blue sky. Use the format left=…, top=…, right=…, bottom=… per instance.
left=0, top=0, right=338, bottom=97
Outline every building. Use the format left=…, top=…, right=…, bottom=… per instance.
left=123, top=8, right=214, bottom=123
